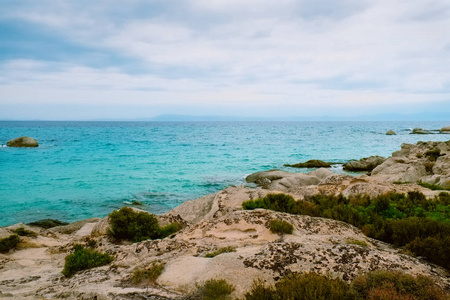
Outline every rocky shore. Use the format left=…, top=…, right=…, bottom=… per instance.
left=1, top=140, right=449, bottom=299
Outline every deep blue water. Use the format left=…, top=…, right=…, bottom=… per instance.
left=1, top=121, right=449, bottom=226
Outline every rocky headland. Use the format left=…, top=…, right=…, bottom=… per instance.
left=1, top=140, right=450, bottom=299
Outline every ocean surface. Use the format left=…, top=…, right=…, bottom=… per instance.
left=1, top=121, right=449, bottom=227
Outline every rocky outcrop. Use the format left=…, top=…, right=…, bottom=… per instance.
left=6, top=136, right=39, bottom=147
left=371, top=141, right=450, bottom=189
left=245, top=168, right=438, bottom=199
left=441, top=126, right=450, bottom=133
left=1, top=186, right=449, bottom=299
left=386, top=130, right=396, bottom=135
left=411, top=128, right=432, bottom=134
left=343, top=156, right=386, bottom=172
left=284, top=160, right=332, bottom=168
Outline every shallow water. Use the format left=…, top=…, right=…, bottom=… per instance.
left=0, top=121, right=449, bottom=226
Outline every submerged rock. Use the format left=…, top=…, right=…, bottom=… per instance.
left=6, top=136, right=39, bottom=147
left=386, top=130, right=396, bottom=135
left=343, top=156, right=386, bottom=172
left=284, top=159, right=332, bottom=168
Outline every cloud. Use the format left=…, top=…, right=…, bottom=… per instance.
left=0, top=0, right=449, bottom=119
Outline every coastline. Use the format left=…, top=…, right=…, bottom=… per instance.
left=1, top=139, right=450, bottom=299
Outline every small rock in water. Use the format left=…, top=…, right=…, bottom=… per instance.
left=410, top=128, right=432, bottom=134
left=284, top=160, right=332, bottom=168
left=6, top=136, right=39, bottom=147
left=385, top=130, right=396, bottom=135
left=440, top=126, right=450, bottom=133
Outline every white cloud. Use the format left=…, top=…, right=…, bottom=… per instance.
left=0, top=0, right=449, bottom=119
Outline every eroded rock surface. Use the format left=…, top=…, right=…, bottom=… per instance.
left=6, top=136, right=39, bottom=147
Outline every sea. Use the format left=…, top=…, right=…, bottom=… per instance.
left=1, top=121, right=449, bottom=227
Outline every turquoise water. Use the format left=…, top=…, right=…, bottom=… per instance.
left=1, top=121, right=449, bottom=226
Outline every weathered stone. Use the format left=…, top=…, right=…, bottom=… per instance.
left=6, top=136, right=39, bottom=147
left=385, top=130, right=396, bottom=135
left=440, top=126, right=450, bottom=133
left=284, top=160, right=332, bottom=168
left=410, top=128, right=432, bottom=134
left=343, top=156, right=386, bottom=172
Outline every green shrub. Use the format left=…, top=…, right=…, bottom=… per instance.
left=352, top=270, right=447, bottom=300
left=419, top=182, right=448, bottom=191
left=205, top=246, right=236, bottom=258
left=159, top=222, right=183, bottom=239
left=405, top=236, right=450, bottom=269
left=62, top=244, right=113, bottom=277
left=108, top=207, right=182, bottom=242
left=132, top=261, right=165, bottom=285
left=196, top=279, right=235, bottom=300
left=0, top=234, right=20, bottom=253
left=245, top=272, right=352, bottom=300
left=243, top=194, right=296, bottom=212
left=269, top=219, right=293, bottom=235
left=245, top=271, right=448, bottom=300
left=425, top=149, right=441, bottom=161
left=14, top=227, right=37, bottom=237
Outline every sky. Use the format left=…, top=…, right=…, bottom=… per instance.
left=0, top=0, right=449, bottom=120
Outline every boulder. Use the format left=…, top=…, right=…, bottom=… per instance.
left=246, top=169, right=321, bottom=191
left=343, top=156, right=386, bottom=172
left=385, top=130, right=396, bottom=135
left=6, top=136, right=39, bottom=147
left=440, top=126, right=450, bottom=133
left=410, top=128, right=432, bottom=134
left=284, top=160, right=332, bottom=168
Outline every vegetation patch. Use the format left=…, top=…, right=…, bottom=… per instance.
left=205, top=246, right=236, bottom=258
left=419, top=182, right=449, bottom=191
left=0, top=234, right=20, bottom=253
left=269, top=219, right=294, bottom=235
left=245, top=272, right=351, bottom=300
left=14, top=227, right=37, bottom=237
left=195, top=279, right=235, bottom=300
left=244, top=271, right=447, bottom=300
left=62, top=244, right=113, bottom=277
left=132, top=261, right=165, bottom=285
left=27, top=219, right=69, bottom=229
left=108, top=207, right=182, bottom=242
left=243, top=192, right=450, bottom=270
left=346, top=238, right=368, bottom=247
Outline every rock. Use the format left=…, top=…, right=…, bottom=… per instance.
left=343, top=156, right=386, bottom=172
left=6, top=136, right=39, bottom=147
left=284, top=160, right=332, bottom=168
left=440, top=126, right=450, bottom=133
left=385, top=130, right=396, bottom=135
left=371, top=140, right=450, bottom=189
left=51, top=218, right=101, bottom=234
left=246, top=169, right=321, bottom=191
left=410, top=128, right=432, bottom=134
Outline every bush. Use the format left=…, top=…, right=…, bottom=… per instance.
left=245, top=271, right=448, bottom=300
left=108, top=207, right=182, bottom=242
left=269, top=220, right=294, bottom=235
left=132, top=261, right=165, bottom=285
left=243, top=194, right=296, bottom=212
left=0, top=234, right=20, bottom=253
left=196, top=279, right=235, bottom=300
left=14, top=227, right=37, bottom=237
left=62, top=244, right=113, bottom=277
left=352, top=270, right=447, bottom=300
left=159, top=222, right=183, bottom=239
left=245, top=272, right=352, bottom=300
left=205, top=246, right=236, bottom=258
